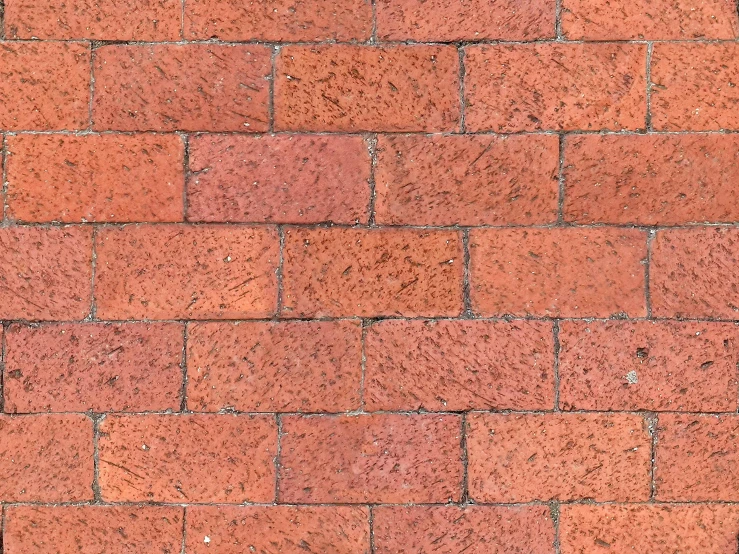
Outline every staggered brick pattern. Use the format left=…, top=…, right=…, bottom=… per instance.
left=1, top=0, right=739, bottom=552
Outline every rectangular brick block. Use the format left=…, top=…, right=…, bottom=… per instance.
left=93, top=45, right=271, bottom=132
left=652, top=43, right=739, bottom=131
left=4, top=322, right=184, bottom=413
left=275, top=45, right=460, bottom=132
left=6, top=0, right=181, bottom=40
left=280, top=414, right=463, bottom=503
left=4, top=506, right=184, bottom=554
left=0, top=414, right=93, bottom=502
left=95, top=225, right=279, bottom=320
left=0, top=42, right=90, bottom=131
left=0, top=226, right=93, bottom=321
left=187, top=320, right=362, bottom=412
left=185, top=0, right=372, bottom=41
left=469, top=228, right=647, bottom=318
left=651, top=228, right=739, bottom=319
left=656, top=414, right=739, bottom=501
left=559, top=320, right=739, bottom=412
left=6, top=134, right=184, bottom=223
left=466, top=413, right=651, bottom=502
left=560, top=504, right=739, bottom=554
left=564, top=134, right=739, bottom=225
left=375, top=134, right=559, bottom=226
left=187, top=134, right=370, bottom=224
left=376, top=0, right=555, bottom=41
left=374, top=506, right=555, bottom=554
left=464, top=44, right=647, bottom=132
left=365, top=319, right=555, bottom=411
left=98, top=414, right=276, bottom=503
left=561, top=0, right=738, bottom=39
left=186, top=506, right=370, bottom=554
left=282, top=228, right=463, bottom=318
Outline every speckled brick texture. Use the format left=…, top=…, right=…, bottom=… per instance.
left=1, top=0, right=739, bottom=551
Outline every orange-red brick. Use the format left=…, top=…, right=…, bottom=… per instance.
left=186, top=320, right=362, bottom=412
left=375, top=134, right=559, bottom=226
left=98, top=414, right=276, bottom=503
left=6, top=134, right=184, bottom=223
left=466, top=413, right=652, bottom=502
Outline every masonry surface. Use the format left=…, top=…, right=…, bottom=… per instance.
left=0, top=0, right=738, bottom=552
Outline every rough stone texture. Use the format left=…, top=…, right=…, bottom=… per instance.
left=93, top=44, right=271, bottom=132
left=95, top=225, right=279, bottom=320
left=561, top=0, right=739, bottom=39
left=281, top=228, right=464, bottom=318
left=279, top=414, right=463, bottom=503
left=375, top=134, right=559, bottom=226
left=0, top=226, right=93, bottom=321
left=651, top=227, right=739, bottom=319
left=187, top=134, right=370, bottom=224
left=5, top=0, right=182, bottom=40
left=6, top=134, right=184, bottom=223
left=373, top=505, right=556, bottom=554
left=186, top=320, right=362, bottom=412
left=364, top=319, right=555, bottom=411
left=98, top=414, right=276, bottom=503
left=274, top=45, right=460, bottom=132
left=466, top=413, right=652, bottom=502
left=564, top=134, right=739, bottom=225
left=469, top=228, right=647, bottom=318
left=3, top=506, right=184, bottom=554
left=651, top=43, right=739, bottom=131
left=185, top=506, right=370, bottom=554
left=464, top=43, right=647, bottom=132
left=4, top=322, right=184, bottom=413
left=0, top=414, right=94, bottom=502
left=185, top=0, right=372, bottom=41
left=376, top=0, right=555, bottom=41
left=560, top=504, right=739, bottom=554
left=656, top=414, right=739, bottom=501
left=0, top=41, right=90, bottom=131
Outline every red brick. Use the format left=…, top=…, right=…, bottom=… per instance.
left=376, top=0, right=555, bottom=41
left=560, top=504, right=739, bottom=554
left=187, top=134, right=370, bottom=224
left=4, top=506, right=184, bottom=554
left=564, top=134, right=739, bottom=225
left=0, top=226, right=93, bottom=321
left=4, top=322, right=184, bottom=413
left=274, top=45, right=460, bottom=132
left=561, top=0, right=738, bottom=39
left=280, top=414, right=463, bottom=503
left=0, top=414, right=93, bottom=502
left=6, top=134, right=184, bottom=223
left=559, top=320, right=739, bottom=412
left=98, top=414, right=276, bottom=503
left=282, top=228, right=463, bottom=318
left=6, top=0, right=181, bottom=40
left=0, top=42, right=90, bottom=131
left=185, top=0, right=372, bottom=41
left=466, top=413, right=651, bottom=502
left=93, top=45, right=270, bottom=132
left=469, top=228, right=647, bottom=318
left=651, top=227, right=739, bottom=319
left=365, top=319, right=555, bottom=411
left=656, top=414, right=739, bottom=501
left=374, top=134, right=559, bottom=226
left=95, top=225, right=279, bottom=320
left=464, top=43, right=647, bottom=132
left=374, top=505, right=555, bottom=554
left=652, top=43, right=739, bottom=131
left=185, top=506, right=369, bottom=554
left=187, top=320, right=362, bottom=412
